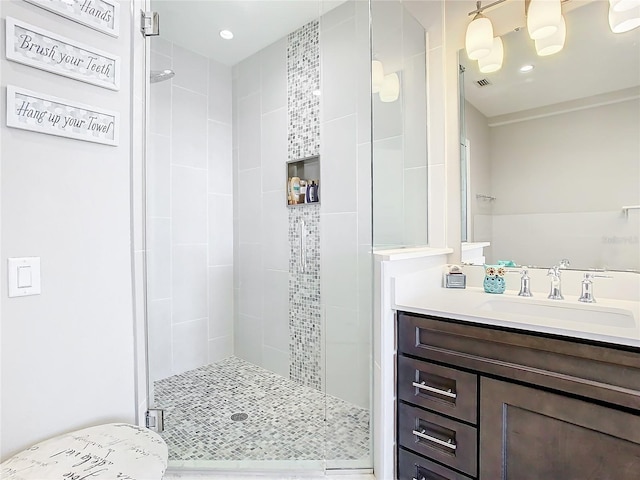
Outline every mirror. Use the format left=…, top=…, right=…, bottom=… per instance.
left=459, top=0, right=640, bottom=272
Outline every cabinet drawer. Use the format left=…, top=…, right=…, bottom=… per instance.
left=398, top=448, right=473, bottom=480
left=398, top=355, right=478, bottom=424
left=399, top=403, right=477, bottom=478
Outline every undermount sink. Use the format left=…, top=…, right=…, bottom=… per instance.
left=478, top=297, right=637, bottom=328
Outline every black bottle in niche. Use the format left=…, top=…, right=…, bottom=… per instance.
left=306, top=180, right=319, bottom=203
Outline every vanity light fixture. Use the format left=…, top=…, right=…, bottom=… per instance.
left=608, top=1, right=640, bottom=33
left=479, top=36, right=504, bottom=73
left=535, top=14, right=566, bottom=55
left=610, top=0, right=640, bottom=12
left=219, top=29, right=234, bottom=40
left=465, top=3, right=495, bottom=60
left=526, top=0, right=562, bottom=40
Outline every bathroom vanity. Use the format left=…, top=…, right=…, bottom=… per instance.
left=396, top=311, right=640, bottom=479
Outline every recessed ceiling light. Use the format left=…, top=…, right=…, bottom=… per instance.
left=219, top=30, right=234, bottom=40
left=519, top=64, right=535, bottom=72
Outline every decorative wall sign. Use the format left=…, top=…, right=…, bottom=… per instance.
left=23, top=0, right=119, bottom=37
left=5, top=17, right=120, bottom=90
left=6, top=85, right=119, bottom=146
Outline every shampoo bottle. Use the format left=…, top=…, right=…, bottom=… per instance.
left=290, top=176, right=300, bottom=205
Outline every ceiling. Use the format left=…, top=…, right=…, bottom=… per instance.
left=152, top=0, right=640, bottom=115
left=151, top=0, right=347, bottom=66
left=459, top=0, right=640, bottom=118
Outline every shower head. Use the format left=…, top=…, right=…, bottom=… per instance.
left=150, top=69, right=175, bottom=83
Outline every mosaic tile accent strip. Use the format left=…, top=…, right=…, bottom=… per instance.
left=288, top=204, right=321, bottom=390
left=287, top=20, right=321, bottom=161
left=287, top=21, right=322, bottom=392
left=154, top=357, right=370, bottom=462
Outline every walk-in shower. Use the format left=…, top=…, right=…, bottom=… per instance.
left=144, top=0, right=374, bottom=473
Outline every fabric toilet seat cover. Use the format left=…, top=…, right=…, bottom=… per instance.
left=0, top=423, right=168, bottom=480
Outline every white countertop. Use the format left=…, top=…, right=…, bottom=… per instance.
left=373, top=246, right=453, bottom=261
left=393, top=286, right=640, bottom=349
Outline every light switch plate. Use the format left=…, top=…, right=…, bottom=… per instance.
left=8, top=257, right=41, bottom=297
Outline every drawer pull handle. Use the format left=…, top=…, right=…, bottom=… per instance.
left=412, top=381, right=457, bottom=399
left=412, top=429, right=457, bottom=450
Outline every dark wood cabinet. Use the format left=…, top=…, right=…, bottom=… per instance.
left=480, top=377, right=640, bottom=479
left=396, top=311, right=640, bottom=480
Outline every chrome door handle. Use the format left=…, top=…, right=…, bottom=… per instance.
left=412, top=381, right=457, bottom=399
left=412, top=429, right=457, bottom=450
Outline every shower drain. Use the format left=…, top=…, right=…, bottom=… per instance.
left=230, top=413, right=248, bottom=422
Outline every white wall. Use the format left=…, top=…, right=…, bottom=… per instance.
left=0, top=0, right=137, bottom=458
left=146, top=37, right=233, bottom=382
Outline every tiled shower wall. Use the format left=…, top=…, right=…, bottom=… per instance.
left=147, top=37, right=233, bottom=382
left=287, top=21, right=322, bottom=391
left=319, top=0, right=372, bottom=410
left=233, top=0, right=372, bottom=410
left=232, top=31, right=290, bottom=374
left=372, top=0, right=428, bottom=248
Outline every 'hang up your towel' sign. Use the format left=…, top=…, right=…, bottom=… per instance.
left=5, top=17, right=120, bottom=90
left=6, top=86, right=120, bottom=146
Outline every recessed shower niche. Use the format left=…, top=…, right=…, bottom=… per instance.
left=287, top=156, right=320, bottom=206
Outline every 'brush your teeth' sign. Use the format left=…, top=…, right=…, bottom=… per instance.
left=23, top=0, right=119, bottom=37
left=5, top=17, right=120, bottom=90
left=7, top=86, right=120, bottom=146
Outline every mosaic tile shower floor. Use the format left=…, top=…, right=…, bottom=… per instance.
left=154, top=357, right=370, bottom=462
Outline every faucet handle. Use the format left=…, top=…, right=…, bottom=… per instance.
left=547, top=265, right=560, bottom=276
left=583, top=272, right=613, bottom=280
left=518, top=268, right=533, bottom=297
left=579, top=272, right=612, bottom=303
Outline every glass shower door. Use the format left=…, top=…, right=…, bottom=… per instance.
left=144, top=0, right=373, bottom=472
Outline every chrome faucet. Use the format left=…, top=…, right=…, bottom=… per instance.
left=547, top=265, right=564, bottom=300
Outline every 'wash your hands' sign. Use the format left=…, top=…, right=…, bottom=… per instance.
left=24, top=0, right=119, bottom=37
left=5, top=17, right=120, bottom=90
left=7, top=86, right=120, bottom=146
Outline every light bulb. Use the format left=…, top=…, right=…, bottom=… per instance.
left=466, top=13, right=494, bottom=60
left=372, top=61, right=384, bottom=93
left=527, top=0, right=561, bottom=40
left=379, top=73, right=399, bottom=102
left=609, top=3, right=640, bottom=32
left=535, top=15, right=566, bottom=56
left=478, top=37, right=504, bottom=73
